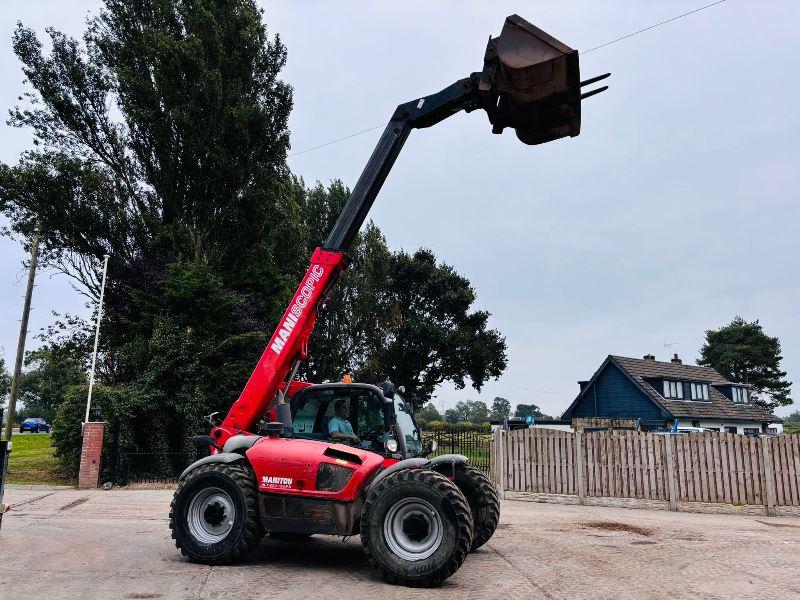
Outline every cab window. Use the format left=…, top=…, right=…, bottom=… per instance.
left=355, top=392, right=385, bottom=436
left=290, top=387, right=387, bottom=445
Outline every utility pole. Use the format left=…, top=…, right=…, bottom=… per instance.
left=2, top=230, right=40, bottom=529
left=2, top=229, right=41, bottom=443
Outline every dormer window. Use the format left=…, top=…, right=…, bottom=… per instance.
left=690, top=383, right=710, bottom=401
left=732, top=387, right=749, bottom=404
left=663, top=380, right=684, bottom=399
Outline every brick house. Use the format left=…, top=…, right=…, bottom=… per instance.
left=561, top=354, right=783, bottom=434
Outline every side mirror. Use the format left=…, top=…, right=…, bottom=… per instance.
left=425, top=438, right=438, bottom=456
left=379, top=378, right=396, bottom=399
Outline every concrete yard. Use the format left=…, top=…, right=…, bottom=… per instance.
left=1, top=486, right=798, bottom=599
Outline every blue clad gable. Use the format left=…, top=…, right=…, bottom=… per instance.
left=564, top=360, right=668, bottom=420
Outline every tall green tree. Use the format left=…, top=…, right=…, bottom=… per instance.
left=444, top=408, right=459, bottom=424
left=415, top=402, right=443, bottom=425
left=698, top=317, right=792, bottom=412
left=514, top=403, right=551, bottom=420
left=299, top=183, right=508, bottom=405
left=375, top=249, right=507, bottom=406
left=0, top=0, right=305, bottom=461
left=17, top=317, right=90, bottom=423
left=449, top=399, right=490, bottom=423
left=299, top=180, right=392, bottom=383
left=489, top=397, right=511, bottom=420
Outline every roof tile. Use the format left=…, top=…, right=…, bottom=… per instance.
left=611, top=356, right=779, bottom=423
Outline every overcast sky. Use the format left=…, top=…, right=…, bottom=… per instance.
left=1, top=1, right=798, bottom=418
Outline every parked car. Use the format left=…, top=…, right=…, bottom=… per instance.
left=19, top=418, right=51, bottom=433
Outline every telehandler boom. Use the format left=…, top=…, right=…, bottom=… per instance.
left=170, top=15, right=607, bottom=586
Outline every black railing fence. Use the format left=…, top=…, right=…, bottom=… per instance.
left=109, top=427, right=493, bottom=485
left=423, top=428, right=492, bottom=474
left=117, top=452, right=196, bottom=485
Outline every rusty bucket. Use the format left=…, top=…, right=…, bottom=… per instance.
left=479, top=15, right=608, bottom=145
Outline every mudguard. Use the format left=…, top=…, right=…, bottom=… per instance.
left=178, top=453, right=247, bottom=481
left=430, top=454, right=469, bottom=477
left=366, top=457, right=429, bottom=492
left=222, top=435, right=261, bottom=454
left=430, top=454, right=468, bottom=467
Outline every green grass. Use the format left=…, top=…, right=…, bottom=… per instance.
left=6, top=433, right=74, bottom=486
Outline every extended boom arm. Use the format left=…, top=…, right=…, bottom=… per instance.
left=212, top=15, right=607, bottom=445
left=215, top=79, right=481, bottom=441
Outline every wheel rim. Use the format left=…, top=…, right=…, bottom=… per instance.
left=187, top=487, right=235, bottom=544
left=383, top=497, right=443, bottom=561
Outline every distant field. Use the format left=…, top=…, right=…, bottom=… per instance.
left=6, top=433, right=74, bottom=486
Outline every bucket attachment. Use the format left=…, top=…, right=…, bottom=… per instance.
left=478, top=15, right=608, bottom=145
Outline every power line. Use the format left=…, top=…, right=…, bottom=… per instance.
left=288, top=124, right=384, bottom=157
left=287, top=0, right=728, bottom=157
left=582, top=0, right=727, bottom=54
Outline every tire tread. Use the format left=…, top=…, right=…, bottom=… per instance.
left=455, top=465, right=500, bottom=551
left=360, top=469, right=473, bottom=587
left=168, top=462, right=263, bottom=564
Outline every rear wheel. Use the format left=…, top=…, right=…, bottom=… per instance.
left=361, top=469, right=473, bottom=587
left=453, top=465, right=500, bottom=551
left=169, top=463, right=264, bottom=564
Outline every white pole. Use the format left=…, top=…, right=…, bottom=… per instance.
left=84, top=254, right=110, bottom=425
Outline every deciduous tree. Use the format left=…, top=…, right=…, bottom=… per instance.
left=1, top=0, right=304, bottom=463
left=375, top=249, right=507, bottom=406
left=415, top=402, right=443, bottom=425
left=490, top=397, right=511, bottom=420
left=514, top=403, right=551, bottom=420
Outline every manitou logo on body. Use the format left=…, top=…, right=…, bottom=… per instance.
left=262, top=475, right=293, bottom=489
left=270, top=264, right=325, bottom=355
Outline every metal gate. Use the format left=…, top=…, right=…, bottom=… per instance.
left=422, top=428, right=492, bottom=474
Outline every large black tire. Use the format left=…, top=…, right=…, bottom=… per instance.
left=169, top=463, right=264, bottom=564
left=452, top=465, right=500, bottom=551
left=360, top=469, right=473, bottom=587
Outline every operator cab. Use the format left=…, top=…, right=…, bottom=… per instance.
left=288, top=383, right=424, bottom=457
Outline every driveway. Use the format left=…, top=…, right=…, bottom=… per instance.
left=1, top=486, right=798, bottom=599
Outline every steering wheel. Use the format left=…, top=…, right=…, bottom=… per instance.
left=359, top=425, right=384, bottom=440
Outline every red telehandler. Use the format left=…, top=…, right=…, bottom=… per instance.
left=169, top=15, right=608, bottom=586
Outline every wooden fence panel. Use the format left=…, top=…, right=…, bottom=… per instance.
left=499, top=429, right=800, bottom=508
left=790, top=436, right=800, bottom=506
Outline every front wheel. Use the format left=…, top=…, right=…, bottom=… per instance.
left=361, top=469, right=473, bottom=587
left=169, top=463, right=264, bottom=564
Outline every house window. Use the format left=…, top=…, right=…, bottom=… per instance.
left=690, top=383, right=710, bottom=401
left=663, top=380, right=684, bottom=399
left=732, top=387, right=749, bottom=404
left=725, top=426, right=738, bottom=434
left=768, top=427, right=778, bottom=434
left=691, top=420, right=700, bottom=428
left=743, top=427, right=759, bottom=436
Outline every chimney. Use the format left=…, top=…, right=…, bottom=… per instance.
left=671, top=353, right=682, bottom=364
left=578, top=380, right=589, bottom=392
left=643, top=354, right=655, bottom=361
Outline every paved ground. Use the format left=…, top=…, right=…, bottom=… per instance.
left=1, top=486, right=799, bottom=599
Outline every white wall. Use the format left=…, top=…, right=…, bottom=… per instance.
left=676, top=420, right=784, bottom=435
left=531, top=423, right=574, bottom=433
